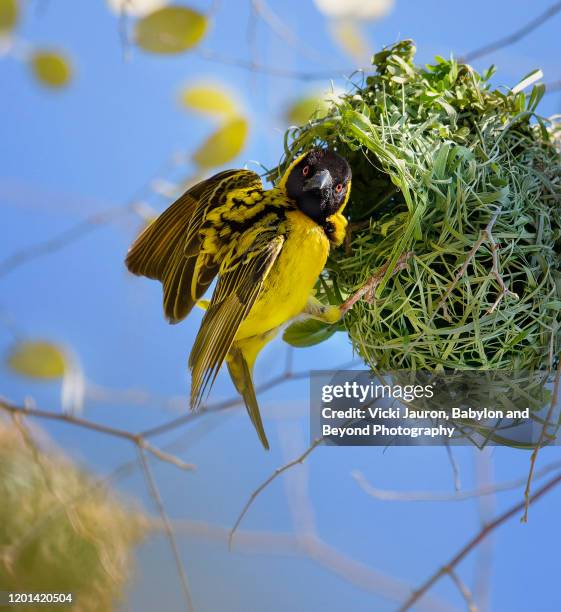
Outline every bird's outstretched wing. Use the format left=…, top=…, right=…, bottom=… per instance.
left=125, top=169, right=263, bottom=323
left=189, top=233, right=284, bottom=412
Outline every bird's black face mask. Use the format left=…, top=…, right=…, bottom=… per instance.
left=285, top=149, right=352, bottom=224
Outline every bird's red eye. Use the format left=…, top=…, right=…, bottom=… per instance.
left=302, top=165, right=310, bottom=177
left=335, top=183, right=343, bottom=193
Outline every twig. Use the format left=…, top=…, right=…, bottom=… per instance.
left=229, top=436, right=324, bottom=547
left=195, top=48, right=366, bottom=81
left=397, top=469, right=561, bottom=611
left=445, top=443, right=462, bottom=492
left=0, top=152, right=188, bottom=279
left=339, top=251, right=413, bottom=316
left=0, top=398, right=195, bottom=472
left=447, top=568, right=478, bottom=612
left=485, top=223, right=517, bottom=313
left=140, top=368, right=311, bottom=439
left=277, top=421, right=318, bottom=536
left=472, top=449, right=495, bottom=612
left=461, top=1, right=561, bottom=62
left=284, top=345, right=294, bottom=376
left=250, top=0, right=324, bottom=64
left=246, top=0, right=259, bottom=91
left=522, top=356, right=561, bottom=522
left=117, top=0, right=133, bottom=62
left=172, top=521, right=452, bottom=612
left=0, top=206, right=132, bottom=279
left=138, top=447, right=195, bottom=612
left=545, top=79, right=561, bottom=93
left=352, top=458, right=561, bottom=502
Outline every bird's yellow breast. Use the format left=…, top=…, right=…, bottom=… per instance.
left=235, top=210, right=330, bottom=341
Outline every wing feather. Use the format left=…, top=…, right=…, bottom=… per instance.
left=125, top=169, right=263, bottom=323
left=189, top=234, right=284, bottom=410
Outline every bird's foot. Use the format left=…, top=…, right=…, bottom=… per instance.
left=339, top=251, right=414, bottom=317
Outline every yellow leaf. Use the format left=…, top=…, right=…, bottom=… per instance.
left=135, top=6, right=207, bottom=54
left=180, top=83, right=238, bottom=117
left=285, top=95, right=329, bottom=125
left=7, top=341, right=67, bottom=379
left=0, top=0, right=17, bottom=33
left=329, top=20, right=369, bottom=63
left=30, top=50, right=72, bottom=88
left=192, top=117, right=248, bottom=168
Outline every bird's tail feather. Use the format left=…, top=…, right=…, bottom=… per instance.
left=226, top=347, right=269, bottom=450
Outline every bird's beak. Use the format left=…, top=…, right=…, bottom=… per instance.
left=303, top=169, right=332, bottom=192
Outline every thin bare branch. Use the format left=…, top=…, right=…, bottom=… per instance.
left=447, top=568, right=478, bottom=612
left=0, top=206, right=132, bottom=279
left=140, top=368, right=311, bottom=439
left=250, top=0, right=324, bottom=63
left=461, top=1, right=561, bottom=62
left=445, top=443, right=462, bottom=492
left=195, top=48, right=365, bottom=81
left=0, top=397, right=195, bottom=472
left=138, top=447, right=195, bottom=612
left=229, top=436, right=323, bottom=547
left=397, top=470, right=561, bottom=611
left=277, top=422, right=318, bottom=536
left=472, top=449, right=496, bottom=612
left=353, top=458, right=561, bottom=502
left=172, top=520, right=452, bottom=612
left=522, top=356, right=561, bottom=522
left=0, top=152, right=187, bottom=278
left=117, top=0, right=133, bottom=61
left=545, top=79, right=561, bottom=93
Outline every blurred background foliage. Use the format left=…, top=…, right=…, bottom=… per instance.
left=1, top=0, right=561, bottom=611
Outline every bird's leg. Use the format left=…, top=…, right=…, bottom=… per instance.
left=339, top=251, right=414, bottom=317
left=303, top=251, right=413, bottom=324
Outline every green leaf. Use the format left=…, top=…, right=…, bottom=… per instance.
left=7, top=341, right=67, bottom=379
left=192, top=117, right=248, bottom=168
left=135, top=6, right=207, bottom=54
left=0, top=0, right=17, bottom=33
left=528, top=83, right=545, bottom=112
left=180, top=83, right=238, bottom=117
left=283, top=318, right=339, bottom=348
left=30, top=51, right=72, bottom=88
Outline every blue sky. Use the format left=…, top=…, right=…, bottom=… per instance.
left=1, top=1, right=561, bottom=611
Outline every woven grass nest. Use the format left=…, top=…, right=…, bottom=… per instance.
left=278, top=40, right=561, bottom=379
left=0, top=422, right=148, bottom=611
left=276, top=40, right=561, bottom=447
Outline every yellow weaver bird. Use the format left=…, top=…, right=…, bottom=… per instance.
left=126, top=148, right=352, bottom=449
